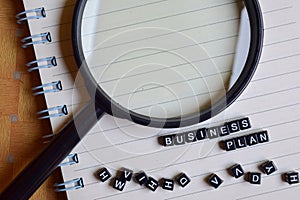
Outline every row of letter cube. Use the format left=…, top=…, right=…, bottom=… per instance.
left=208, top=161, right=299, bottom=189
left=96, top=167, right=191, bottom=192
left=222, top=130, right=269, bottom=151
left=160, top=117, right=251, bottom=146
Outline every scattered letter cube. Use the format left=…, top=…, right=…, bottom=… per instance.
left=176, top=173, right=191, bottom=188
left=230, top=164, right=244, bottom=179
left=161, top=178, right=174, bottom=191
left=120, top=168, right=133, bottom=182
left=112, top=178, right=126, bottom=191
left=146, top=177, right=159, bottom=192
left=134, top=171, right=148, bottom=185
left=249, top=172, right=261, bottom=185
left=261, top=161, right=277, bottom=175
left=208, top=173, right=223, bottom=189
left=285, top=171, right=299, bottom=185
left=96, top=168, right=111, bottom=182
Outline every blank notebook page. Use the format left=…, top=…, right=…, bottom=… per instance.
left=21, top=0, right=300, bottom=199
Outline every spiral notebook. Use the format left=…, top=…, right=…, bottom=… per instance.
left=19, top=0, right=300, bottom=199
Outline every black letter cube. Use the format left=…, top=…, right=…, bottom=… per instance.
left=285, top=171, right=299, bottom=185
left=207, top=127, right=219, bottom=139
left=219, top=125, right=230, bottom=136
left=230, top=164, right=244, bottom=179
left=234, top=136, right=247, bottom=148
left=185, top=131, right=197, bottom=143
left=248, top=172, right=261, bottom=185
left=176, top=173, right=191, bottom=188
left=112, top=178, right=126, bottom=191
left=208, top=173, right=223, bottom=189
left=134, top=171, right=148, bottom=185
left=223, top=139, right=236, bottom=151
left=238, top=117, right=251, bottom=130
left=160, top=135, right=174, bottom=146
left=174, top=133, right=186, bottom=145
left=196, top=128, right=207, bottom=140
left=96, top=168, right=112, bottom=182
left=257, top=131, right=269, bottom=143
left=120, top=168, right=133, bottom=182
left=246, top=134, right=258, bottom=146
left=261, top=161, right=277, bottom=175
left=226, top=120, right=240, bottom=133
left=146, top=177, right=159, bottom=192
left=161, top=178, right=174, bottom=191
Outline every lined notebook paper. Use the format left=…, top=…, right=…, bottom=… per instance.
left=21, top=0, right=300, bottom=199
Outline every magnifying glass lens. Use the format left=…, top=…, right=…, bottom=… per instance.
left=81, top=0, right=249, bottom=120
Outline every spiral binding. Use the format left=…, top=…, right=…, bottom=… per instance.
left=32, top=81, right=62, bottom=96
left=26, top=56, right=57, bottom=72
left=21, top=32, right=52, bottom=48
left=38, top=105, right=68, bottom=119
left=59, top=153, right=79, bottom=167
left=16, top=7, right=46, bottom=24
left=54, top=178, right=84, bottom=192
left=18, top=7, right=76, bottom=189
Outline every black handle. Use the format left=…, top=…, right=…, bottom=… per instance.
left=0, top=101, right=104, bottom=200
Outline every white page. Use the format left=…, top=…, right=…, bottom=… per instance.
left=21, top=0, right=300, bottom=199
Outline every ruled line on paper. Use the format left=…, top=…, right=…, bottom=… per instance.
left=259, top=52, right=300, bottom=65
left=53, top=51, right=236, bottom=78
left=41, top=1, right=292, bottom=31
left=44, top=0, right=75, bottom=11
left=166, top=176, right=300, bottom=200
left=42, top=3, right=292, bottom=45
left=52, top=32, right=298, bottom=92
left=66, top=78, right=300, bottom=138
left=263, top=37, right=299, bottom=47
left=82, top=1, right=239, bottom=36
left=58, top=56, right=300, bottom=146
left=41, top=0, right=240, bottom=43
left=46, top=3, right=75, bottom=12
left=50, top=19, right=296, bottom=81
left=264, top=21, right=296, bottom=30
left=49, top=25, right=296, bottom=73
left=61, top=84, right=300, bottom=134
left=43, top=0, right=170, bottom=28
left=236, top=184, right=300, bottom=200
left=263, top=5, right=293, bottom=14
left=45, top=9, right=296, bottom=91
left=61, top=58, right=300, bottom=117
left=64, top=61, right=300, bottom=94
left=83, top=0, right=169, bottom=18
left=48, top=16, right=241, bottom=48
left=83, top=21, right=240, bottom=55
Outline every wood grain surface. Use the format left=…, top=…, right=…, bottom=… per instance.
left=0, top=1, right=67, bottom=199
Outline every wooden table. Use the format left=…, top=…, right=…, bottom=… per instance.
left=0, top=1, right=66, bottom=199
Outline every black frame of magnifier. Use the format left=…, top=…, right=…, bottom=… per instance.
left=73, top=0, right=264, bottom=128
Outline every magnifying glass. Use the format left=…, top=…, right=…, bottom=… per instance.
left=0, top=0, right=263, bottom=199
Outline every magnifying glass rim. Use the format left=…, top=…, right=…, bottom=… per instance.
left=72, top=0, right=264, bottom=128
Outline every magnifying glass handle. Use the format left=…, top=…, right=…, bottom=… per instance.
left=0, top=101, right=104, bottom=200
